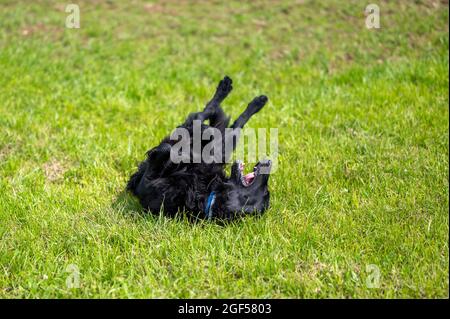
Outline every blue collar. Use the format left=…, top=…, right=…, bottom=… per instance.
left=204, top=192, right=216, bottom=219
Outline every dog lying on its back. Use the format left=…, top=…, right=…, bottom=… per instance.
left=127, top=76, right=272, bottom=220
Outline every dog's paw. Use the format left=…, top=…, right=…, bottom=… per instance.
left=216, top=76, right=233, bottom=98
left=248, top=95, right=268, bottom=114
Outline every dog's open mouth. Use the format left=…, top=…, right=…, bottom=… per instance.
left=231, top=160, right=272, bottom=187
left=239, top=162, right=256, bottom=187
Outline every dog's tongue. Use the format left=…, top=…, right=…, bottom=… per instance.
left=243, top=172, right=255, bottom=184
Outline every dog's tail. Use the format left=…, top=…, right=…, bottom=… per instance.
left=126, top=162, right=147, bottom=195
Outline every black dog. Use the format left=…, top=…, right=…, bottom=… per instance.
left=127, top=76, right=271, bottom=220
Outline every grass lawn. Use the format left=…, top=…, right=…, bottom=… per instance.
left=0, top=0, right=448, bottom=298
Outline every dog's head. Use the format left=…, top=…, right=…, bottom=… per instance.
left=209, top=159, right=271, bottom=220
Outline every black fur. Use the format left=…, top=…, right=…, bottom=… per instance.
left=127, top=76, right=271, bottom=220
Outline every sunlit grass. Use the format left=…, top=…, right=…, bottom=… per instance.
left=0, top=0, right=448, bottom=298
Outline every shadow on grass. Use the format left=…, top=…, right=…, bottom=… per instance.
left=110, top=190, right=251, bottom=227
left=111, top=190, right=145, bottom=217
left=111, top=190, right=205, bottom=225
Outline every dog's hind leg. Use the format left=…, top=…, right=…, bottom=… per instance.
left=127, top=143, right=171, bottom=194
left=205, top=76, right=233, bottom=110
left=181, top=76, right=233, bottom=127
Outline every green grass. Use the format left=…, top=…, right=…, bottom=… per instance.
left=0, top=0, right=448, bottom=298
